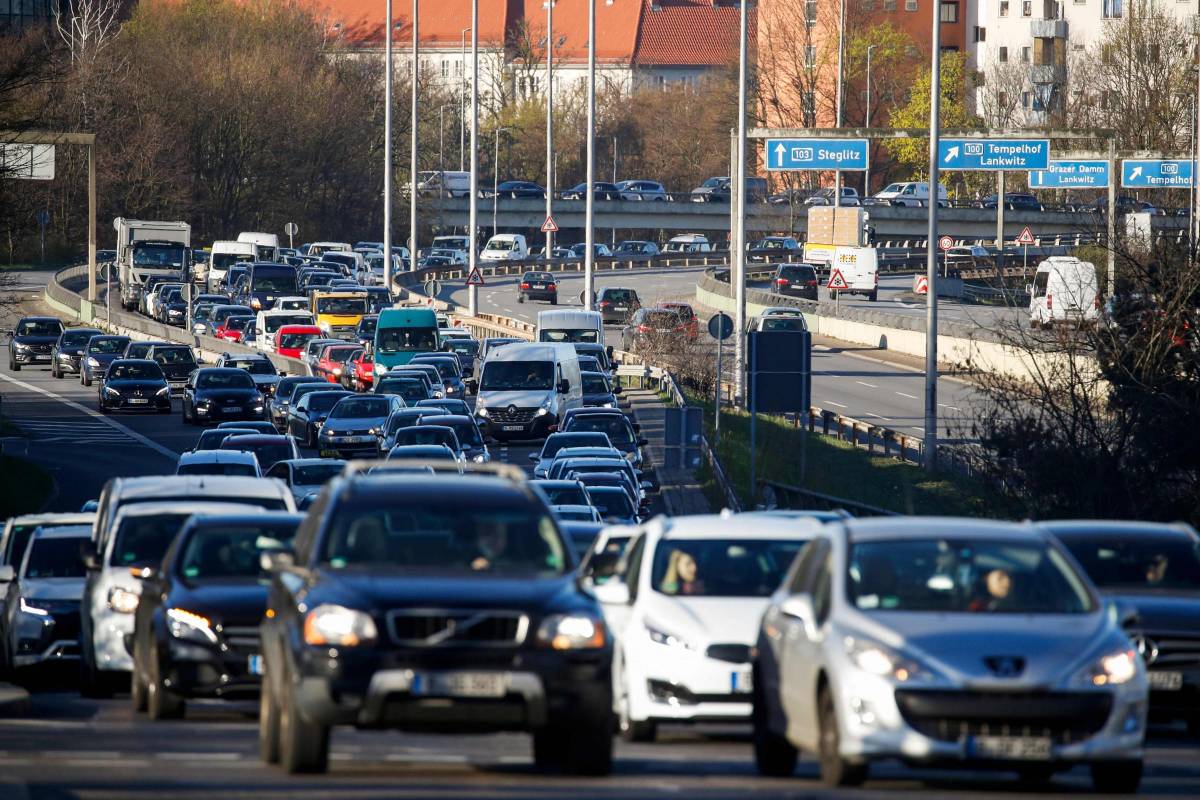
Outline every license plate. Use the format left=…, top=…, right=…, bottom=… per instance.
left=222, top=406, right=241, bottom=412
left=614, top=307, right=627, bottom=312
left=411, top=672, right=507, bottom=698
left=128, top=398, right=149, bottom=404
left=731, top=668, right=753, bottom=694
left=247, top=654, right=264, bottom=675
left=502, top=425, right=524, bottom=432
left=967, top=735, right=1052, bottom=761
left=1148, top=671, right=1183, bottom=691
left=533, top=283, right=545, bottom=288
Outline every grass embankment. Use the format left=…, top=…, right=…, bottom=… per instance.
left=0, top=455, right=54, bottom=518
left=685, top=390, right=1017, bottom=518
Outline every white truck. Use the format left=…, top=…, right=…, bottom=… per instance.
left=113, top=218, right=191, bottom=311
left=827, top=246, right=879, bottom=301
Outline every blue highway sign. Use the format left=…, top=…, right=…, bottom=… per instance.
left=1121, top=159, right=1193, bottom=188
left=939, top=139, right=1049, bottom=171
left=1029, top=159, right=1110, bottom=189
left=765, top=139, right=868, bottom=171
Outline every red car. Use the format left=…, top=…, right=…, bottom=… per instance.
left=213, top=315, right=255, bottom=344
left=343, top=348, right=375, bottom=392
left=275, top=324, right=322, bottom=360
left=315, top=344, right=359, bottom=383
left=658, top=302, right=700, bottom=340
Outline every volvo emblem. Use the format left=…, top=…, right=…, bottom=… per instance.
left=1131, top=634, right=1159, bottom=665
left=984, top=656, right=1025, bottom=678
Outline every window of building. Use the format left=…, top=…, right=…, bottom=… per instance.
left=805, top=45, right=818, bottom=69
left=998, top=46, right=1008, bottom=62
left=884, top=0, right=896, bottom=8
left=940, top=1, right=959, bottom=21
left=974, top=25, right=986, bottom=41
left=1022, top=91, right=1031, bottom=108
left=1072, top=42, right=1084, bottom=51
left=1103, top=0, right=1121, bottom=16
left=862, top=0, right=875, bottom=9
left=1022, top=0, right=1032, bottom=14
left=441, top=61, right=449, bottom=78
left=905, top=0, right=918, bottom=10
left=805, top=0, right=818, bottom=26
left=999, top=0, right=1009, bottom=14
left=1074, top=0, right=1085, bottom=4
left=1021, top=45, right=1031, bottom=62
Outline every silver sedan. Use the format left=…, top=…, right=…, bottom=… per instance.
left=752, top=518, right=1148, bottom=792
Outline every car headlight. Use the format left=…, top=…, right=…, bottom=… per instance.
left=156, top=386, right=170, bottom=396
left=167, top=607, right=217, bottom=643
left=476, top=405, right=489, bottom=417
left=368, top=427, right=380, bottom=435
left=303, top=604, right=378, bottom=647
left=375, top=364, right=388, bottom=375
left=332, top=367, right=342, bottom=376
left=472, top=453, right=487, bottom=463
left=107, top=586, right=140, bottom=614
left=1074, top=648, right=1139, bottom=687
left=536, top=407, right=549, bottom=417
left=844, top=636, right=932, bottom=683
left=250, top=299, right=262, bottom=309
left=19, top=597, right=48, bottom=616
left=104, top=386, right=121, bottom=397
left=321, top=426, right=335, bottom=436
left=644, top=621, right=694, bottom=651
left=252, top=393, right=264, bottom=403
left=537, top=613, right=607, bottom=650
left=603, top=402, right=615, bottom=408
left=87, top=356, right=100, bottom=367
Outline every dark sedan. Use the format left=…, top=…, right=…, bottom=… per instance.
left=772, top=263, right=820, bottom=301
left=147, top=344, right=200, bottom=393
left=441, top=338, right=480, bottom=384
left=409, top=354, right=468, bottom=399
left=98, top=359, right=173, bottom=414
left=561, top=182, right=621, bottom=201
left=484, top=180, right=545, bottom=198
left=130, top=513, right=303, bottom=719
left=317, top=394, right=405, bottom=458
left=373, top=375, right=432, bottom=404
left=50, top=327, right=102, bottom=379
left=269, top=376, right=327, bottom=431
left=157, top=287, right=189, bottom=327
left=215, top=352, right=282, bottom=396
left=581, top=370, right=621, bottom=409
left=285, top=389, right=354, bottom=447
left=747, top=237, right=802, bottom=264
left=80, top=335, right=133, bottom=386
left=518, top=271, right=558, bottom=304
left=182, top=367, right=267, bottom=425
left=8, top=316, right=63, bottom=372
left=976, top=193, right=1042, bottom=211
left=416, top=414, right=489, bottom=463
left=219, top=434, right=300, bottom=472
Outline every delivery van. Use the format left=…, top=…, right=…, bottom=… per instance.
left=1029, top=257, right=1099, bottom=329
left=828, top=246, right=879, bottom=301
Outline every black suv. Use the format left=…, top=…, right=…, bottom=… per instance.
left=258, top=467, right=614, bottom=774
left=771, top=263, right=820, bottom=301
left=8, top=316, right=63, bottom=371
left=518, top=271, right=558, bottom=304
left=596, top=287, right=641, bottom=325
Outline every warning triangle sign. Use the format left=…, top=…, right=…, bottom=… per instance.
left=466, top=267, right=485, bottom=287
left=827, top=268, right=850, bottom=291
left=1016, top=226, right=1036, bottom=246
left=540, top=215, right=559, bottom=233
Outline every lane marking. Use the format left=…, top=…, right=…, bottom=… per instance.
left=855, top=381, right=878, bottom=388
left=821, top=400, right=847, bottom=408
left=154, top=752, right=241, bottom=761
left=938, top=403, right=962, bottom=411
left=0, top=372, right=178, bottom=461
left=894, top=391, right=918, bottom=400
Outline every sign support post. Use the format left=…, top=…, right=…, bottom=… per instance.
left=1107, top=139, right=1117, bottom=295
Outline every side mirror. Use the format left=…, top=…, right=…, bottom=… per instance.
left=592, top=578, right=630, bottom=606
left=780, top=594, right=814, bottom=623
left=0, top=565, right=13, bottom=583
left=279, top=370, right=288, bottom=377
left=528, top=452, right=539, bottom=462
left=640, top=479, right=658, bottom=493
left=632, top=423, right=642, bottom=434
left=636, top=437, right=648, bottom=447
left=605, top=345, right=614, bottom=359
left=612, top=385, right=622, bottom=395
left=558, top=379, right=569, bottom=394
left=260, top=547, right=294, bottom=572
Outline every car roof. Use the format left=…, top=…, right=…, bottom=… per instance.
left=417, top=414, right=473, bottom=424
left=338, top=474, right=532, bottom=505
left=657, top=513, right=823, bottom=541
left=179, top=450, right=260, bottom=464
left=277, top=458, right=345, bottom=468
left=30, top=524, right=92, bottom=540
left=7, top=512, right=94, bottom=527
left=1037, top=520, right=1197, bottom=540
left=840, top=517, right=1045, bottom=544
left=183, top=512, right=305, bottom=528
left=113, top=500, right=267, bottom=520
left=222, top=434, right=290, bottom=444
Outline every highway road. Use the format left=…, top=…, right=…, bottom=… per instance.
left=3, top=684, right=1199, bottom=799
left=439, top=268, right=979, bottom=439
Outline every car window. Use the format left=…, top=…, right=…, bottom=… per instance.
left=565, top=415, right=633, bottom=445
left=61, top=330, right=99, bottom=347
left=112, top=513, right=193, bottom=566
left=108, top=363, right=165, bottom=381
left=330, top=397, right=391, bottom=419
left=293, top=463, right=345, bottom=486
left=153, top=347, right=196, bottom=365
left=651, top=538, right=806, bottom=598
left=1060, top=535, right=1200, bottom=591
left=16, top=320, right=62, bottom=337
left=537, top=484, right=589, bottom=505
left=196, top=371, right=254, bottom=389
left=90, top=338, right=128, bottom=354
left=177, top=462, right=259, bottom=477
left=178, top=524, right=297, bottom=580
left=23, top=536, right=87, bottom=578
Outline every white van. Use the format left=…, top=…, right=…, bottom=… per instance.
left=431, top=235, right=472, bottom=255
left=208, top=240, right=257, bottom=291
left=304, top=241, right=352, bottom=257
left=661, top=233, right=712, bottom=254
left=419, top=170, right=472, bottom=198
left=474, top=342, right=582, bottom=441
left=873, top=181, right=949, bottom=208
left=480, top=233, right=529, bottom=262
left=1029, top=256, right=1099, bottom=328
left=537, top=309, right=604, bottom=344
left=237, top=232, right=280, bottom=262
left=256, top=309, right=316, bottom=351
left=828, top=246, right=879, bottom=301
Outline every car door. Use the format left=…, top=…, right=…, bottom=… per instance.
left=778, top=538, right=831, bottom=747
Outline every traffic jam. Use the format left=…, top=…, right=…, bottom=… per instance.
left=0, top=229, right=1196, bottom=794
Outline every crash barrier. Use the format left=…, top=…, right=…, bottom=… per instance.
left=760, top=480, right=899, bottom=518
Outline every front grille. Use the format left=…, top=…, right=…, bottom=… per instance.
left=331, top=325, right=357, bottom=338
left=895, top=690, right=1112, bottom=745
left=1139, top=631, right=1200, bottom=669
left=488, top=407, right=539, bottom=425
left=706, top=643, right=752, bottom=664
left=387, top=609, right=528, bottom=647
left=220, top=625, right=261, bottom=656
left=49, top=608, right=82, bottom=642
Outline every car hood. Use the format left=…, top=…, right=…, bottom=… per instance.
left=323, top=415, right=388, bottom=432
left=195, top=387, right=260, bottom=399
left=315, top=570, right=590, bottom=615
left=849, top=610, right=1114, bottom=686
left=171, top=579, right=269, bottom=627
left=1102, top=590, right=1200, bottom=633
left=640, top=592, right=770, bottom=646
left=21, top=577, right=87, bottom=601
left=478, top=390, right=553, bottom=408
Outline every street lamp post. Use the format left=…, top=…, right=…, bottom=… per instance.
left=383, top=0, right=394, bottom=290
left=923, top=0, right=942, bottom=471
left=545, top=0, right=555, bottom=258
left=468, top=4, right=479, bottom=315
left=583, top=0, right=613, bottom=311
left=409, top=0, right=419, bottom=274
left=493, top=126, right=509, bottom=237
left=833, top=0, right=846, bottom=208
left=460, top=27, right=470, bottom=172
left=734, top=0, right=748, bottom=403
left=865, top=44, right=877, bottom=196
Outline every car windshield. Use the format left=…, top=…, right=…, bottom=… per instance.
left=540, top=328, right=600, bottom=343
left=17, top=320, right=62, bottom=337
left=847, top=538, right=1096, bottom=614
left=61, top=330, right=98, bottom=347
left=109, top=363, right=164, bottom=380
left=321, top=501, right=566, bottom=575
left=179, top=524, right=296, bottom=580
left=651, top=538, right=806, bottom=598
left=279, top=331, right=317, bottom=349
left=153, top=347, right=196, bottom=365
left=223, top=440, right=290, bottom=469
left=323, top=348, right=357, bottom=364
left=24, top=536, right=88, bottom=579
left=251, top=273, right=297, bottom=292
left=415, top=359, right=457, bottom=379
left=317, top=297, right=367, bottom=315
left=305, top=392, right=351, bottom=412
left=537, top=484, right=589, bottom=506
left=132, top=244, right=186, bottom=268
left=177, top=462, right=259, bottom=477
left=377, top=327, right=438, bottom=354
left=358, top=318, right=378, bottom=335
left=377, top=378, right=427, bottom=399
left=225, top=317, right=252, bottom=331
left=758, top=240, right=787, bottom=250
left=435, top=418, right=482, bottom=447
left=480, top=360, right=554, bottom=390
left=486, top=239, right=517, bottom=251
left=445, top=340, right=478, bottom=355
left=541, top=433, right=610, bottom=459
left=112, top=513, right=192, bottom=566
left=761, top=317, right=806, bottom=332
left=265, top=315, right=312, bottom=333
left=566, top=415, right=632, bottom=445
left=197, top=371, right=254, bottom=389
left=394, top=427, right=458, bottom=448
left=643, top=311, right=679, bottom=327
left=212, top=253, right=254, bottom=269
left=1059, top=535, right=1200, bottom=592
left=331, top=397, right=391, bottom=419
left=557, top=508, right=596, bottom=521
left=293, top=463, right=345, bottom=486
left=602, top=290, right=634, bottom=303
left=582, top=374, right=610, bottom=394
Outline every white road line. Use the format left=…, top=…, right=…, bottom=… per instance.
left=0, top=373, right=177, bottom=461
left=862, top=412, right=886, bottom=420
left=855, top=381, right=878, bottom=388
left=938, top=404, right=962, bottom=411
left=894, top=391, right=918, bottom=400
left=822, top=400, right=847, bottom=408
left=910, top=426, right=925, bottom=433
left=154, top=752, right=241, bottom=761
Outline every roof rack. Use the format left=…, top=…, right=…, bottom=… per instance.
left=340, top=459, right=527, bottom=483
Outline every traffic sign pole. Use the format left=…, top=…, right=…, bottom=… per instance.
left=924, top=3, right=942, bottom=473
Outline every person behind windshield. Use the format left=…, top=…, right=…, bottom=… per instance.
left=660, top=549, right=704, bottom=595
left=968, top=568, right=1014, bottom=612
left=468, top=521, right=510, bottom=571
left=1145, top=554, right=1169, bottom=586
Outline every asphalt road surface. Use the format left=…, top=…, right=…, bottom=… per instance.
left=2, top=682, right=1198, bottom=799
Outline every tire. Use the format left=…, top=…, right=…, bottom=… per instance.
left=10, top=361, right=18, bottom=372
left=146, top=648, right=185, bottom=720
left=259, top=676, right=281, bottom=764
left=278, top=668, right=329, bottom=774
left=81, top=371, right=91, bottom=387
left=182, top=401, right=194, bottom=425
left=752, top=669, right=797, bottom=777
left=517, top=294, right=525, bottom=304
left=550, top=296, right=557, bottom=306
left=1089, top=760, right=1142, bottom=794
left=79, top=639, right=114, bottom=699
left=868, top=291, right=878, bottom=302
left=617, top=671, right=656, bottom=743
left=130, top=638, right=148, bottom=714
left=51, top=362, right=60, bottom=379
left=817, top=686, right=867, bottom=787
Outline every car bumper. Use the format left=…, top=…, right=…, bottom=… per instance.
left=628, top=641, right=754, bottom=724
left=163, top=637, right=262, bottom=699
left=101, top=395, right=172, bottom=412
left=523, top=290, right=557, bottom=301
left=477, top=413, right=555, bottom=441
left=57, top=354, right=83, bottom=373
left=193, top=404, right=265, bottom=422
left=318, top=435, right=381, bottom=458
left=93, top=608, right=135, bottom=673
left=13, top=351, right=52, bottom=364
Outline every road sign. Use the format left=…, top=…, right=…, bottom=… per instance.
left=938, top=139, right=1049, bottom=171
left=827, top=268, right=850, bottom=291
left=937, top=235, right=954, bottom=251
left=284, top=222, right=298, bottom=236
left=1121, top=159, right=1194, bottom=188
left=1016, top=226, right=1036, bottom=246
left=914, top=275, right=929, bottom=295
left=466, top=267, right=485, bottom=287
left=707, top=313, right=734, bottom=341
left=1028, top=159, right=1110, bottom=189
left=540, top=215, right=559, bottom=233
left=765, top=138, right=869, bottom=171
left=0, top=144, right=54, bottom=180
left=423, top=278, right=442, bottom=296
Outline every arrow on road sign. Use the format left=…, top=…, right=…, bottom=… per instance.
left=1016, top=226, right=1036, bottom=246
left=943, top=145, right=959, bottom=163
left=466, top=267, right=485, bottom=287
left=827, top=268, right=850, bottom=291
left=774, top=143, right=786, bottom=165
left=540, top=215, right=559, bottom=233
left=1128, top=166, right=1143, bottom=182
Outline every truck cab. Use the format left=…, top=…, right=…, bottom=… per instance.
left=311, top=291, right=368, bottom=340
left=373, top=308, right=439, bottom=378
left=113, top=218, right=191, bottom=311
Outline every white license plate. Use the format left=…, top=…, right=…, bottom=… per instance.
left=247, top=655, right=264, bottom=675
left=731, top=669, right=753, bottom=694
left=411, top=672, right=507, bottom=698
left=1148, top=671, right=1183, bottom=691
left=968, top=735, right=1052, bottom=760
left=533, top=283, right=545, bottom=288
left=222, top=406, right=241, bottom=413
left=128, top=398, right=149, bottom=404
left=502, top=425, right=524, bottom=432
left=614, top=307, right=627, bottom=312
left=319, top=449, right=340, bottom=458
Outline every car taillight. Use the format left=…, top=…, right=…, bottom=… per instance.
left=520, top=282, right=530, bottom=289
left=775, top=278, right=789, bottom=286
left=599, top=300, right=612, bottom=309
left=806, top=280, right=818, bottom=287
left=547, top=283, right=556, bottom=290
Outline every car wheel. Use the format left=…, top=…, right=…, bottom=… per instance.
left=533, top=710, right=613, bottom=776
left=817, top=685, right=867, bottom=787
left=79, top=639, right=114, bottom=699
left=517, top=294, right=525, bottom=304
left=278, top=665, right=329, bottom=774
left=51, top=362, right=60, bottom=379
left=259, top=670, right=281, bottom=764
left=550, top=296, right=557, bottom=305
left=130, top=638, right=148, bottom=714
left=146, top=647, right=185, bottom=720
left=1090, top=760, right=1142, bottom=794
left=81, top=371, right=91, bottom=387
left=867, top=290, right=878, bottom=302
left=752, top=665, right=796, bottom=776
left=182, top=401, right=193, bottom=425
left=10, top=360, right=18, bottom=372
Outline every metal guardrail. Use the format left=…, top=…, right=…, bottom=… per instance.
left=760, top=480, right=900, bottom=517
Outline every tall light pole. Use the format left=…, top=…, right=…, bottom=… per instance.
left=924, top=0, right=942, bottom=471
left=545, top=1, right=555, bottom=258
left=734, top=0, right=748, bottom=402
left=383, top=0, right=394, bottom=290
left=467, top=2, right=479, bottom=315
left=493, top=126, right=510, bottom=236
left=865, top=44, right=877, bottom=196
left=460, top=27, right=470, bottom=172
left=833, top=0, right=846, bottom=208
left=409, top=0, right=419, bottom=273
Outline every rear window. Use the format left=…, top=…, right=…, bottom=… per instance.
left=177, top=463, right=259, bottom=477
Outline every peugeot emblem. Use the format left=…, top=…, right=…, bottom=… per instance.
left=1131, top=634, right=1159, bottom=665
left=983, top=656, right=1025, bottom=678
